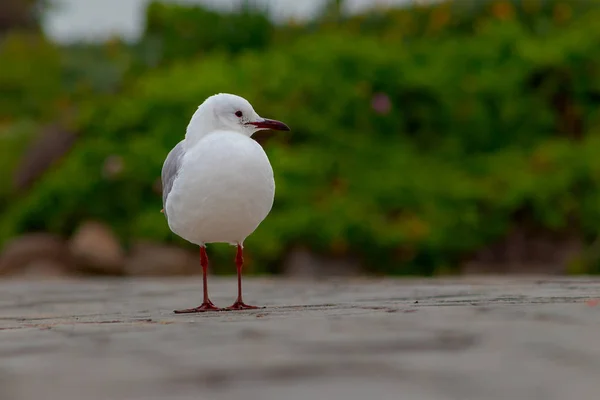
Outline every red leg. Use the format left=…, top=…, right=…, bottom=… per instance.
left=226, top=244, right=259, bottom=310
left=174, top=246, right=221, bottom=313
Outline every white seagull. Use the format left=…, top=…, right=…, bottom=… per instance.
left=161, top=93, right=290, bottom=313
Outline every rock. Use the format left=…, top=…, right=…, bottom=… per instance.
left=14, top=260, right=71, bottom=279
left=125, top=241, right=199, bottom=276
left=69, top=221, right=125, bottom=275
left=0, top=233, right=72, bottom=276
left=282, top=246, right=362, bottom=278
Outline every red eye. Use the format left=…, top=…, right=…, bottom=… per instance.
left=235, top=111, right=243, bottom=118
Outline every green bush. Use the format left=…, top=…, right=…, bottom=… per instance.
left=0, top=33, right=62, bottom=121
left=324, top=0, right=596, bottom=39
left=143, top=1, right=273, bottom=64
left=3, top=1, right=600, bottom=275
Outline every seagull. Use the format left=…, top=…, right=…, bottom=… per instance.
left=161, top=93, right=290, bottom=313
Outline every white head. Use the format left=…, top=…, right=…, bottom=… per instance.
left=185, top=93, right=290, bottom=145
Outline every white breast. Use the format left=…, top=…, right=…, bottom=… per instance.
left=165, top=131, right=275, bottom=246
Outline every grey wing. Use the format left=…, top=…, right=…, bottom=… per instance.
left=161, top=140, right=186, bottom=218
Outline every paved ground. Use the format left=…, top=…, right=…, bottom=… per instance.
left=1, top=276, right=600, bottom=400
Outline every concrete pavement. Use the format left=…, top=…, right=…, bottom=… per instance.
left=1, top=276, right=599, bottom=400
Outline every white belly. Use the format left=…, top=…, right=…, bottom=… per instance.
left=165, top=131, right=275, bottom=245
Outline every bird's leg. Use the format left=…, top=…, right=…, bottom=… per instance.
left=174, top=246, right=221, bottom=313
left=226, top=244, right=259, bottom=310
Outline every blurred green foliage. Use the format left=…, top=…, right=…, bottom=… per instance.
left=0, top=33, right=62, bottom=120
left=2, top=0, right=600, bottom=275
left=143, top=1, right=273, bottom=64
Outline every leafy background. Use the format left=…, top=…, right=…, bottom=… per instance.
left=2, top=0, right=600, bottom=276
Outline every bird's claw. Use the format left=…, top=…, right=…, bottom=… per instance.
left=225, top=301, right=261, bottom=310
left=174, top=302, right=222, bottom=313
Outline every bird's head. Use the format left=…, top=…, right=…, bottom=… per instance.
left=192, top=93, right=290, bottom=138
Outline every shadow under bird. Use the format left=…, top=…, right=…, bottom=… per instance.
left=161, top=93, right=290, bottom=313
